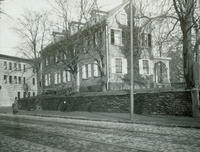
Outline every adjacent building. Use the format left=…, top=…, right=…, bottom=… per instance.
left=0, top=54, right=37, bottom=106
left=41, top=0, right=171, bottom=95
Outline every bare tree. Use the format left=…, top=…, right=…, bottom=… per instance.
left=172, top=0, right=200, bottom=88
left=14, top=10, right=51, bottom=93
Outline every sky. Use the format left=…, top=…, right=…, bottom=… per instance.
left=0, top=0, right=122, bottom=57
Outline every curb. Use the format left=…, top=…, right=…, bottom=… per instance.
left=12, top=112, right=200, bottom=129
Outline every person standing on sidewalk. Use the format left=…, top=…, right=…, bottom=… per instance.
left=12, top=97, right=18, bottom=114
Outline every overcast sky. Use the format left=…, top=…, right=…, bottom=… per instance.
left=0, top=0, right=122, bottom=57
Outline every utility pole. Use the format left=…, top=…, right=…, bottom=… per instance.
left=130, top=0, right=134, bottom=120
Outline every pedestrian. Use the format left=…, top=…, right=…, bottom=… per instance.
left=12, top=97, right=18, bottom=114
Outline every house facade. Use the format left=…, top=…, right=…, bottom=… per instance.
left=0, top=54, right=37, bottom=106
left=41, top=0, right=171, bottom=94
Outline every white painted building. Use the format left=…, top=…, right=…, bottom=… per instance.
left=0, top=54, right=37, bottom=106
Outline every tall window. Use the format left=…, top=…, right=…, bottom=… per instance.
left=9, top=76, right=12, bottom=84
left=141, top=33, right=152, bottom=48
left=87, top=64, right=92, bottom=78
left=45, top=74, right=48, bottom=86
left=110, top=29, right=122, bottom=45
left=9, top=62, right=12, bottom=70
left=3, top=75, right=7, bottom=83
left=93, top=61, right=99, bottom=77
left=18, top=77, right=22, bottom=84
left=23, top=64, right=26, bottom=72
left=4, top=61, right=7, bottom=70
left=58, top=72, right=61, bottom=84
left=18, top=64, right=21, bottom=71
left=48, top=74, right=51, bottom=85
left=67, top=71, right=71, bottom=82
left=120, top=13, right=127, bottom=25
left=33, top=92, right=35, bottom=97
left=142, top=60, right=149, bottom=75
left=54, top=73, right=57, bottom=84
left=115, top=58, right=122, bottom=73
left=82, top=65, right=87, bottom=79
left=14, top=63, right=17, bottom=70
left=14, top=76, right=17, bottom=84
left=62, top=71, right=66, bottom=83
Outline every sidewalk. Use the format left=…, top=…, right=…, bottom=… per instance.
left=1, top=107, right=200, bottom=129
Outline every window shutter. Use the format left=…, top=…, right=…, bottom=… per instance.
left=122, top=58, right=128, bottom=74
left=148, top=34, right=152, bottom=47
left=139, top=59, right=143, bottom=75
left=111, top=58, right=116, bottom=73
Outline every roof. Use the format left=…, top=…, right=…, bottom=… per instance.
left=0, top=54, right=33, bottom=63
left=107, top=0, right=129, bottom=18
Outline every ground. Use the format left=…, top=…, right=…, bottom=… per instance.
left=0, top=113, right=200, bottom=152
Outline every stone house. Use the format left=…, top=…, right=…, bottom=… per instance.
left=0, top=54, right=37, bottom=106
left=41, top=0, right=171, bottom=94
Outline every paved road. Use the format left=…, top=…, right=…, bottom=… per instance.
left=0, top=114, right=200, bottom=152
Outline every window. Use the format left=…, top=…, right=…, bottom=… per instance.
left=9, top=76, right=12, bottom=84
left=23, top=64, right=26, bottom=72
left=18, top=64, right=21, bottom=71
left=120, top=13, right=127, bottom=25
left=4, top=61, right=7, bottom=70
left=48, top=74, right=51, bottom=85
left=111, top=29, right=115, bottom=44
left=82, top=65, right=87, bottom=79
left=122, top=30, right=126, bottom=45
left=33, top=92, right=35, bottom=97
left=142, top=60, right=149, bottom=75
left=62, top=71, right=66, bottom=83
left=45, top=74, right=48, bottom=86
left=3, top=75, right=7, bottom=83
left=14, top=76, right=17, bottom=84
left=93, top=61, right=99, bottom=77
left=23, top=77, right=26, bottom=84
left=32, top=78, right=35, bottom=85
left=9, top=62, right=12, bottom=70
left=18, top=77, right=22, bottom=84
left=67, top=71, right=71, bottom=82
left=140, top=33, right=152, bottom=48
left=115, top=58, right=122, bottom=73
left=14, top=63, right=17, bottom=70
left=57, top=72, right=61, bottom=84
left=110, top=29, right=122, bottom=45
left=87, top=64, right=92, bottom=78
left=54, top=73, right=58, bottom=84
left=17, top=92, right=20, bottom=99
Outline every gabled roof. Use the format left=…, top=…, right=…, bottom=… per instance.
left=107, top=0, right=129, bottom=18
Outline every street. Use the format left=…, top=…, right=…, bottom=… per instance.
left=0, top=114, right=199, bottom=152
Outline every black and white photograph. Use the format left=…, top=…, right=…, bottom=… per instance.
left=0, top=0, right=200, bottom=151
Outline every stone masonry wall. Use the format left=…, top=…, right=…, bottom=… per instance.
left=19, top=91, right=192, bottom=116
